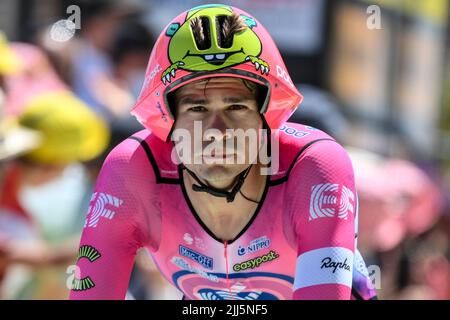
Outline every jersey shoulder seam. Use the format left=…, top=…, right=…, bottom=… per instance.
left=269, top=138, right=336, bottom=186
left=128, top=136, right=180, bottom=185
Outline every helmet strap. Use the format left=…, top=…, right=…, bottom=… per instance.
left=182, top=164, right=253, bottom=203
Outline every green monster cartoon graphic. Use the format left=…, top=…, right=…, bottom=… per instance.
left=161, top=4, right=269, bottom=85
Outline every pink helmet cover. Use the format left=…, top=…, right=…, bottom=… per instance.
left=131, top=4, right=303, bottom=141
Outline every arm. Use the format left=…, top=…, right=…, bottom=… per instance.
left=287, top=140, right=355, bottom=299
left=69, top=149, right=151, bottom=300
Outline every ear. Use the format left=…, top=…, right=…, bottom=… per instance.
left=166, top=23, right=180, bottom=37
left=240, top=15, right=257, bottom=29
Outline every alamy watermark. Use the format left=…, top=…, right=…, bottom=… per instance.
left=66, top=264, right=80, bottom=290
left=367, top=5, right=382, bottom=30
left=367, top=264, right=382, bottom=290
left=50, top=5, right=81, bottom=42
left=170, top=122, right=279, bottom=175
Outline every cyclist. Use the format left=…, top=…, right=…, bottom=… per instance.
left=70, top=4, right=377, bottom=300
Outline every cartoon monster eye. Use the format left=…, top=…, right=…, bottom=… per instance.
left=190, top=16, right=212, bottom=50
left=166, top=23, right=180, bottom=37
left=240, top=15, right=257, bottom=29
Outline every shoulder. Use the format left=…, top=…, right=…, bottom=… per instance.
left=281, top=126, right=356, bottom=207
left=101, top=129, right=178, bottom=183
left=277, top=124, right=356, bottom=245
left=100, top=129, right=151, bottom=174
left=271, top=122, right=346, bottom=183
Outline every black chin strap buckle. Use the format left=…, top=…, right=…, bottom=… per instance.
left=191, top=184, right=236, bottom=202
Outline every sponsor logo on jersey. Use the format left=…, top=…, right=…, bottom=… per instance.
left=76, top=245, right=101, bottom=262
left=233, top=251, right=279, bottom=272
left=293, top=247, right=353, bottom=290
left=321, top=257, right=351, bottom=273
left=194, top=236, right=206, bottom=250
left=171, top=256, right=219, bottom=283
left=183, top=233, right=193, bottom=245
left=280, top=125, right=310, bottom=138
left=194, top=282, right=274, bottom=300
left=237, top=236, right=271, bottom=256
left=173, top=271, right=293, bottom=300
left=309, top=183, right=354, bottom=221
left=71, top=245, right=101, bottom=291
left=179, top=245, right=213, bottom=269
left=84, top=192, right=123, bottom=228
left=183, top=233, right=206, bottom=250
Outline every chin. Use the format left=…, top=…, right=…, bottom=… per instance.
left=194, top=163, right=249, bottom=189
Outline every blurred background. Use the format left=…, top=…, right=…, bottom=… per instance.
left=0, top=0, right=449, bottom=300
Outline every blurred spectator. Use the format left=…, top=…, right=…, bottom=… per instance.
left=288, top=83, right=446, bottom=300
left=0, top=37, right=110, bottom=299
left=70, top=0, right=142, bottom=122
left=396, top=226, right=450, bottom=300
left=3, top=42, right=67, bottom=116
left=0, top=90, right=109, bottom=298
left=108, top=20, right=153, bottom=149
left=289, top=84, right=349, bottom=143
left=0, top=32, right=22, bottom=78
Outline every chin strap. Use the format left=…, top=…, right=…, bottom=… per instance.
left=182, top=164, right=255, bottom=203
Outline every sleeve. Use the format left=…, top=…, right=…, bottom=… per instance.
left=352, top=248, right=378, bottom=300
left=69, top=146, right=154, bottom=300
left=286, top=140, right=356, bottom=299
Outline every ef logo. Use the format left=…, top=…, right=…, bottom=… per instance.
left=50, top=5, right=81, bottom=42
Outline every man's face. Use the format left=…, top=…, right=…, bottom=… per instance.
left=172, top=77, right=263, bottom=189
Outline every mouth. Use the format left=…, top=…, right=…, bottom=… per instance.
left=201, top=154, right=236, bottom=165
left=183, top=48, right=244, bottom=66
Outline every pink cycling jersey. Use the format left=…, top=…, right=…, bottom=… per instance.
left=69, top=122, right=377, bottom=300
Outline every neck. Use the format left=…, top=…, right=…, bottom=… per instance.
left=183, top=164, right=266, bottom=218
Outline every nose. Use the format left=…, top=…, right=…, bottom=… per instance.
left=204, top=112, right=232, bottom=141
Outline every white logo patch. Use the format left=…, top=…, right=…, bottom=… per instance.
left=84, top=192, right=123, bottom=228
left=294, top=247, right=354, bottom=290
left=183, top=233, right=193, bottom=245
left=309, top=183, right=354, bottom=220
left=276, top=65, right=294, bottom=87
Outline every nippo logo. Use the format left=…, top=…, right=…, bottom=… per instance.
left=309, top=183, right=354, bottom=220
left=237, top=236, right=271, bottom=256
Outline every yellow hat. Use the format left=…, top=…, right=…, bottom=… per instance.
left=0, top=117, right=42, bottom=162
left=0, top=31, right=22, bottom=75
left=18, top=91, right=110, bottom=164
